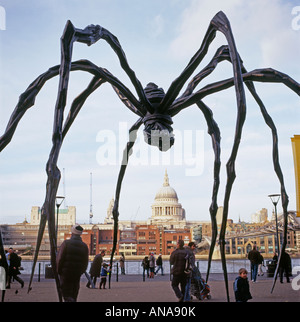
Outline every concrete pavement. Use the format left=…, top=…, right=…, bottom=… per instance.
left=2, top=273, right=299, bottom=303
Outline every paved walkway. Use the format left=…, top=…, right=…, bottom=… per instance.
left=2, top=273, right=299, bottom=303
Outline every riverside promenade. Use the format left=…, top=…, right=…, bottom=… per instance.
left=2, top=273, right=299, bottom=303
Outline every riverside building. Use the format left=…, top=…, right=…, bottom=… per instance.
left=1, top=171, right=300, bottom=257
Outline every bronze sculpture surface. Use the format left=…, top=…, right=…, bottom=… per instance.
left=0, top=11, right=299, bottom=302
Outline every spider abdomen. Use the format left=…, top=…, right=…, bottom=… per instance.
left=142, top=83, right=174, bottom=151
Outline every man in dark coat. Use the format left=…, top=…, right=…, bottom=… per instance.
left=247, top=245, right=261, bottom=282
left=57, top=224, right=89, bottom=302
left=279, top=251, right=292, bottom=283
left=170, top=239, right=187, bottom=302
left=86, top=250, right=105, bottom=288
left=6, top=247, right=24, bottom=289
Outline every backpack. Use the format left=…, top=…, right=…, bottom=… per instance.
left=184, top=250, right=192, bottom=274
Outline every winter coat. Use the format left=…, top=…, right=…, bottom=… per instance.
left=142, top=257, right=150, bottom=269
left=57, top=234, right=89, bottom=279
left=89, top=254, right=104, bottom=277
left=248, top=249, right=261, bottom=264
left=149, top=254, right=155, bottom=268
left=170, top=247, right=187, bottom=275
left=156, top=256, right=162, bottom=266
left=279, top=251, right=292, bottom=270
left=119, top=255, right=125, bottom=268
left=101, top=266, right=109, bottom=277
left=233, top=276, right=252, bottom=302
left=8, top=252, right=21, bottom=276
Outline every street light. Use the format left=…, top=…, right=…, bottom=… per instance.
left=268, top=194, right=281, bottom=256
left=55, top=196, right=65, bottom=249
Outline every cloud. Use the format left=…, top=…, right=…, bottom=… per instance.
left=168, top=0, right=300, bottom=74
left=149, top=14, right=164, bottom=38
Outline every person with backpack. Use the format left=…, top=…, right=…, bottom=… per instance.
left=183, top=242, right=196, bottom=302
left=155, top=254, right=164, bottom=276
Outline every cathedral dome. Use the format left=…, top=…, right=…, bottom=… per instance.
left=150, top=170, right=185, bottom=227
left=154, top=170, right=178, bottom=201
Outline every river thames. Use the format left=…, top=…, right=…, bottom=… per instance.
left=20, top=257, right=300, bottom=276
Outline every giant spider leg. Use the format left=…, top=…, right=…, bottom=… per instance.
left=167, top=11, right=247, bottom=302
left=160, top=12, right=225, bottom=110
left=0, top=60, right=143, bottom=154
left=170, top=69, right=300, bottom=116
left=191, top=45, right=291, bottom=289
left=212, top=14, right=247, bottom=304
left=40, top=20, right=81, bottom=302
left=161, top=10, right=248, bottom=301
left=178, top=46, right=229, bottom=282
left=223, top=60, right=291, bottom=292
left=109, top=118, right=143, bottom=289
left=196, top=101, right=221, bottom=283
left=96, top=29, right=152, bottom=114
left=27, top=75, right=106, bottom=293
left=239, top=71, right=289, bottom=292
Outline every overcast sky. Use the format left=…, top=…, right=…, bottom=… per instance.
left=0, top=0, right=299, bottom=225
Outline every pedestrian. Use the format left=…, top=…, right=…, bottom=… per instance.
left=258, top=252, right=265, bottom=276
left=86, top=250, right=105, bottom=288
left=149, top=252, right=156, bottom=278
left=155, top=254, right=164, bottom=276
left=279, top=251, right=291, bottom=283
left=99, top=263, right=110, bottom=289
left=57, top=224, right=89, bottom=302
left=6, top=247, right=24, bottom=289
left=119, top=253, right=125, bottom=275
left=273, top=252, right=278, bottom=265
left=141, top=256, right=150, bottom=279
left=247, top=245, right=260, bottom=282
left=170, top=239, right=187, bottom=302
left=184, top=241, right=196, bottom=302
left=233, top=268, right=252, bottom=302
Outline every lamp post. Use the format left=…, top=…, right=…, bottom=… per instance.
left=55, top=196, right=65, bottom=249
left=268, top=194, right=281, bottom=256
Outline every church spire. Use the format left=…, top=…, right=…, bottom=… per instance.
left=163, top=169, right=169, bottom=186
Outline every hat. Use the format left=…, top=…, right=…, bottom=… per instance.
left=71, top=224, right=83, bottom=235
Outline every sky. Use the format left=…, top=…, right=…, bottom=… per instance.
left=0, top=0, right=299, bottom=225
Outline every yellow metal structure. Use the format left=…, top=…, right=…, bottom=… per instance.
left=291, top=135, right=300, bottom=217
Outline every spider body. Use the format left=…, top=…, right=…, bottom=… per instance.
left=142, top=83, right=174, bottom=151
left=0, top=11, right=299, bottom=302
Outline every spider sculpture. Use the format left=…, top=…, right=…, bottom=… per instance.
left=0, top=11, right=299, bottom=302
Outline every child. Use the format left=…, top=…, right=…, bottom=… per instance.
left=233, top=268, right=252, bottom=302
left=99, top=263, right=109, bottom=289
